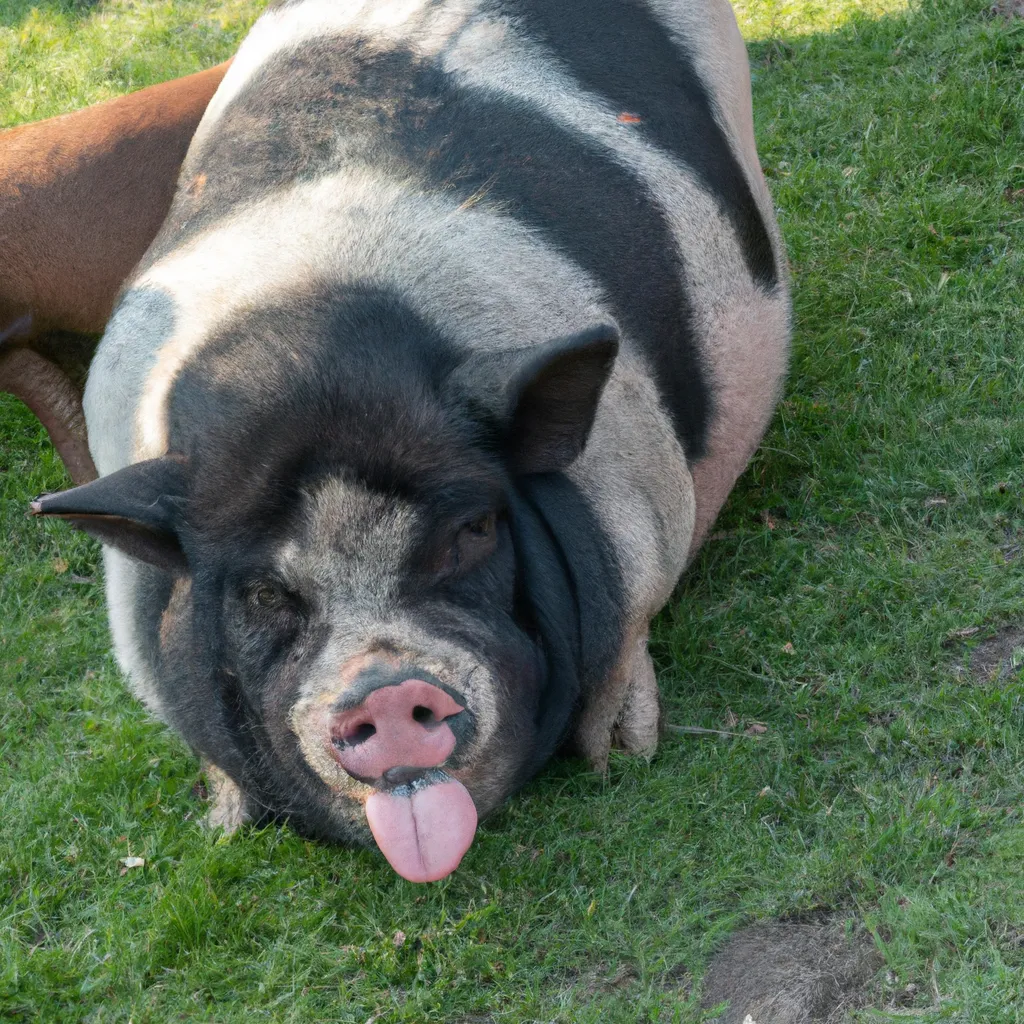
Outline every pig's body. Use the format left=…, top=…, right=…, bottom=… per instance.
left=39, top=0, right=789, bottom=881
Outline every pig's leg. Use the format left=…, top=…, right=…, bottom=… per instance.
left=566, top=361, right=693, bottom=771
left=0, top=62, right=229, bottom=481
left=609, top=631, right=661, bottom=757
left=573, top=623, right=661, bottom=771
left=203, top=762, right=252, bottom=834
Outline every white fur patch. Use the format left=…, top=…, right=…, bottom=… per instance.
left=643, top=0, right=786, bottom=263
left=101, top=549, right=164, bottom=717
left=131, top=166, right=610, bottom=458
left=688, top=291, right=791, bottom=553
left=439, top=12, right=754, bottom=301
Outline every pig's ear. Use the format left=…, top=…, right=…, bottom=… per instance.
left=30, top=457, right=188, bottom=571
left=504, top=325, right=619, bottom=475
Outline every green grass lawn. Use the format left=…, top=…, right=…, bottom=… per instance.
left=2, top=0, right=1024, bottom=1020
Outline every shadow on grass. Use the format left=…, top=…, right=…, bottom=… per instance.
left=687, top=0, right=1022, bottom=545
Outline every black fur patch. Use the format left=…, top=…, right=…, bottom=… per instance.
left=167, top=294, right=514, bottom=573
left=146, top=14, right=781, bottom=457
left=517, top=472, right=624, bottom=702
left=496, top=0, right=778, bottom=289
left=507, top=471, right=626, bottom=775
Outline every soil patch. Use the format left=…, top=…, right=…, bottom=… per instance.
left=990, top=0, right=1024, bottom=18
left=700, top=917, right=881, bottom=1023
left=968, top=624, right=1024, bottom=684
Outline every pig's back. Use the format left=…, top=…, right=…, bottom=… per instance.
left=86, top=0, right=787, bottom=479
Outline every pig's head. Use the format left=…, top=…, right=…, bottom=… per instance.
left=33, top=290, right=622, bottom=881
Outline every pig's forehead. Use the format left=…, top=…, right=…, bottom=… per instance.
left=275, top=475, right=421, bottom=580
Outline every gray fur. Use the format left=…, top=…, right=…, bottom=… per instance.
left=83, top=288, right=178, bottom=719
left=83, top=286, right=175, bottom=475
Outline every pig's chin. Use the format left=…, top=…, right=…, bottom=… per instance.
left=364, top=772, right=478, bottom=882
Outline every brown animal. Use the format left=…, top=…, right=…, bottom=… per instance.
left=0, top=62, right=228, bottom=484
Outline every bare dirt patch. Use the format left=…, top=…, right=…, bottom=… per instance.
left=700, top=917, right=881, bottom=1023
left=990, top=0, right=1024, bottom=18
left=968, top=624, right=1024, bottom=684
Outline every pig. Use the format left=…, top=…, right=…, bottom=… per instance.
left=32, top=0, right=790, bottom=882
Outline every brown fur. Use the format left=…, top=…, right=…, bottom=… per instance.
left=0, top=63, right=228, bottom=482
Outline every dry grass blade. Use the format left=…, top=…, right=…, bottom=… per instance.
left=665, top=724, right=751, bottom=739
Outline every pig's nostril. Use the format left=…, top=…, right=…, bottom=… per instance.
left=335, top=721, right=376, bottom=747
left=325, top=679, right=467, bottom=780
left=412, top=705, right=436, bottom=726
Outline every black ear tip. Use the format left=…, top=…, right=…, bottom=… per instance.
left=555, top=325, right=619, bottom=374
left=29, top=494, right=56, bottom=516
left=30, top=490, right=76, bottom=516
left=546, top=329, right=620, bottom=381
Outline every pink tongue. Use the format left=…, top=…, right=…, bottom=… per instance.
left=365, top=779, right=478, bottom=882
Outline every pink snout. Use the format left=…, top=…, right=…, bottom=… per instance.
left=328, top=679, right=465, bottom=781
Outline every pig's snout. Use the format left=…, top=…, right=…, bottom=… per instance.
left=328, top=679, right=466, bottom=782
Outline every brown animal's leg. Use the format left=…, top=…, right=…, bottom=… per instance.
left=0, top=324, right=101, bottom=482
left=0, top=342, right=96, bottom=483
left=0, top=61, right=229, bottom=478
left=573, top=623, right=662, bottom=771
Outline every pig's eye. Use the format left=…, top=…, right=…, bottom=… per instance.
left=239, top=579, right=306, bottom=640
left=450, top=512, right=498, bottom=573
left=251, top=582, right=284, bottom=609
left=465, top=513, right=495, bottom=538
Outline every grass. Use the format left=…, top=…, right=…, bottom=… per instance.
left=2, top=0, right=1024, bottom=1020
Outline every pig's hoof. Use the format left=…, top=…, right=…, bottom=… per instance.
left=202, top=763, right=251, bottom=834
left=610, top=642, right=660, bottom=759
left=576, top=632, right=661, bottom=771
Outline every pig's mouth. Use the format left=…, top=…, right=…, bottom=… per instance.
left=294, top=675, right=482, bottom=882
left=364, top=768, right=478, bottom=883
